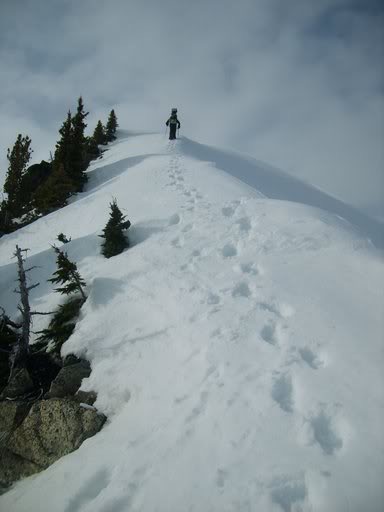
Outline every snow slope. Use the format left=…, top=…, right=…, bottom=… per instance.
left=0, top=132, right=383, bottom=512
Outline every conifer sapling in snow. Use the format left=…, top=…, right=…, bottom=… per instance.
left=100, top=199, right=131, bottom=258
left=93, top=120, right=107, bottom=145
left=49, top=246, right=86, bottom=300
left=57, top=233, right=71, bottom=244
left=37, top=246, right=86, bottom=352
left=105, top=109, right=118, bottom=142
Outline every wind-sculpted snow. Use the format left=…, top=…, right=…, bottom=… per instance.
left=0, top=133, right=383, bottom=511
left=180, top=137, right=384, bottom=249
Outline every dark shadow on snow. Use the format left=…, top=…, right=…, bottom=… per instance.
left=84, top=154, right=160, bottom=196
left=129, top=219, right=170, bottom=247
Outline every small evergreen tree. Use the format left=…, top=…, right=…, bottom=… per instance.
left=49, top=246, right=86, bottom=300
left=4, top=134, right=33, bottom=217
left=36, top=296, right=84, bottom=353
left=100, top=199, right=131, bottom=258
left=105, top=109, right=118, bottom=142
left=37, top=246, right=86, bottom=353
left=57, top=233, right=71, bottom=244
left=93, top=120, right=106, bottom=145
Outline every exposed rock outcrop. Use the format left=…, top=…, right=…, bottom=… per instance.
left=0, top=356, right=104, bottom=493
left=74, top=390, right=97, bottom=406
left=0, top=398, right=106, bottom=489
left=45, top=359, right=91, bottom=399
left=7, top=398, right=106, bottom=467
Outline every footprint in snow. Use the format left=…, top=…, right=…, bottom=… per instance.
left=269, top=474, right=308, bottom=512
left=235, top=216, right=252, bottom=233
left=206, top=292, right=221, bottom=305
left=299, top=346, right=325, bottom=369
left=260, top=321, right=281, bottom=346
left=182, top=223, right=194, bottom=233
left=221, top=242, right=238, bottom=258
left=168, top=213, right=181, bottom=225
left=271, top=373, right=294, bottom=413
left=304, top=406, right=345, bottom=456
left=232, top=281, right=252, bottom=298
left=257, top=301, right=295, bottom=319
left=222, top=206, right=236, bottom=217
left=237, top=262, right=262, bottom=276
left=221, top=200, right=240, bottom=218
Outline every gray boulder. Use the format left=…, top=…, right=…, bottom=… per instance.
left=45, top=360, right=91, bottom=399
left=0, top=401, right=34, bottom=491
left=0, top=448, right=42, bottom=490
left=74, top=390, right=97, bottom=406
left=7, top=398, right=106, bottom=468
left=0, top=401, right=32, bottom=434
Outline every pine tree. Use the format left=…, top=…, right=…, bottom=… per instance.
left=33, top=163, right=74, bottom=214
left=4, top=134, right=33, bottom=217
left=105, top=109, right=118, bottom=142
left=70, top=96, right=89, bottom=190
left=53, top=98, right=89, bottom=193
left=100, top=199, right=131, bottom=258
left=36, top=246, right=86, bottom=353
left=49, top=246, right=86, bottom=300
left=54, top=111, right=73, bottom=175
left=93, top=120, right=106, bottom=145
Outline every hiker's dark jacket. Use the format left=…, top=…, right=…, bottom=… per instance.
left=166, top=115, right=181, bottom=129
left=166, top=115, right=181, bottom=140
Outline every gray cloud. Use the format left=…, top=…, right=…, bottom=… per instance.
left=0, top=0, right=383, bottom=217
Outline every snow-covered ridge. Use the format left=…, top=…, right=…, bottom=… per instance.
left=0, top=132, right=383, bottom=511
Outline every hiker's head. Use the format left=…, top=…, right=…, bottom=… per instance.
left=171, top=108, right=177, bottom=115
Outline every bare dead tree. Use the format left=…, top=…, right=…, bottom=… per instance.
left=11, top=245, right=51, bottom=367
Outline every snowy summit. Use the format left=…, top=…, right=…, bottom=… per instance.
left=0, top=131, right=383, bottom=511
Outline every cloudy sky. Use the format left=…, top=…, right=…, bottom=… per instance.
left=0, top=0, right=383, bottom=219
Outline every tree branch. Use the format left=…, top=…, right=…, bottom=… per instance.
left=27, top=283, right=40, bottom=291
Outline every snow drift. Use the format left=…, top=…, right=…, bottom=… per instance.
left=0, top=131, right=383, bottom=512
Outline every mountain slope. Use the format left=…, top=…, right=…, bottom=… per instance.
left=0, top=132, right=383, bottom=512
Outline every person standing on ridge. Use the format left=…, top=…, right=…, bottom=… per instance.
left=166, top=108, right=181, bottom=140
